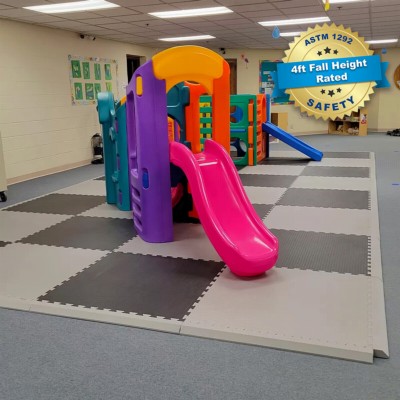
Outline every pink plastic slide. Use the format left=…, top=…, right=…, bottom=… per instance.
left=170, top=139, right=279, bottom=277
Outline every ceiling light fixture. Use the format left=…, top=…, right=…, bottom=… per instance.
left=258, top=16, right=330, bottom=27
left=150, top=7, right=233, bottom=19
left=159, top=35, right=216, bottom=42
left=365, top=39, right=398, bottom=44
left=279, top=32, right=302, bottom=37
left=24, top=0, right=119, bottom=14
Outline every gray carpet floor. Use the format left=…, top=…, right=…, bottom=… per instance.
left=1, top=133, right=399, bottom=400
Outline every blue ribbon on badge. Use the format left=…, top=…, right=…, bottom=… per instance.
left=275, top=55, right=389, bottom=91
left=270, top=71, right=286, bottom=98
left=375, top=62, right=390, bottom=88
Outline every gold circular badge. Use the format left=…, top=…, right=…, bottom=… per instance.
left=283, top=23, right=374, bottom=120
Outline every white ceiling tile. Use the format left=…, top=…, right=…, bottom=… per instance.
left=230, top=3, right=275, bottom=12
left=68, top=12, right=108, bottom=20
left=371, top=15, right=400, bottom=23
left=241, top=10, right=286, bottom=19
left=73, top=17, right=120, bottom=24
left=130, top=19, right=173, bottom=27
left=372, top=3, right=400, bottom=10
left=328, top=11, right=369, bottom=17
left=113, top=14, right=157, bottom=22
left=98, top=22, right=136, bottom=30
left=329, top=2, right=369, bottom=10
left=0, top=8, right=39, bottom=18
left=43, top=20, right=92, bottom=29
left=169, top=0, right=221, bottom=7
left=111, top=0, right=163, bottom=6
left=220, top=0, right=266, bottom=5
left=0, top=0, right=398, bottom=49
left=129, top=4, right=179, bottom=13
left=92, top=7, right=139, bottom=17
left=274, top=0, right=322, bottom=9
left=76, top=26, right=114, bottom=34
left=283, top=6, right=331, bottom=15
left=11, top=14, right=65, bottom=23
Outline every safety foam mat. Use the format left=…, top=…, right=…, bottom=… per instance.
left=0, top=151, right=388, bottom=363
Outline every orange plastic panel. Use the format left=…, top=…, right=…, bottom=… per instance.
left=152, top=46, right=224, bottom=93
left=211, top=60, right=230, bottom=153
left=248, top=101, right=254, bottom=122
left=185, top=82, right=208, bottom=154
left=248, top=126, right=254, bottom=144
left=168, top=117, right=174, bottom=142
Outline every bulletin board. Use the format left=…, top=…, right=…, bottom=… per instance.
left=259, top=60, right=294, bottom=105
left=68, top=55, right=118, bottom=105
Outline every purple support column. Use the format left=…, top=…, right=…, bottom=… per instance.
left=126, top=61, right=173, bottom=243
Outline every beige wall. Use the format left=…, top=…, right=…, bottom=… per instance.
left=0, top=19, right=155, bottom=181
left=368, top=48, right=400, bottom=131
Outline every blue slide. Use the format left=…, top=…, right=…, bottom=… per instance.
left=262, top=122, right=323, bottom=161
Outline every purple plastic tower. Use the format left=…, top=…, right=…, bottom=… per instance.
left=126, top=61, right=174, bottom=243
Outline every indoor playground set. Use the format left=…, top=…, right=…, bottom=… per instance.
left=97, top=45, right=323, bottom=277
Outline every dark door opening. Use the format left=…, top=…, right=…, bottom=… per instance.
left=127, top=55, right=141, bottom=82
left=225, top=58, right=237, bottom=95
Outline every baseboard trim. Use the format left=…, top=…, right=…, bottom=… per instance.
left=8, top=159, right=92, bottom=185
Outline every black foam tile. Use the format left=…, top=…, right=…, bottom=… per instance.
left=252, top=204, right=273, bottom=219
left=39, top=252, right=224, bottom=320
left=278, top=188, right=370, bottom=209
left=302, top=166, right=370, bottom=178
left=259, top=158, right=310, bottom=166
left=20, top=216, right=136, bottom=250
left=240, top=174, right=297, bottom=188
left=271, top=229, right=369, bottom=275
left=323, top=152, right=370, bottom=159
left=5, top=194, right=105, bottom=215
left=0, top=241, right=11, bottom=247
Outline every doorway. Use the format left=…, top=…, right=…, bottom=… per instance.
left=225, top=58, right=237, bottom=95
left=126, top=55, right=142, bottom=82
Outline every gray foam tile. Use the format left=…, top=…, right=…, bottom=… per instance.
left=264, top=205, right=370, bottom=236
left=0, top=211, right=71, bottom=242
left=243, top=186, right=286, bottom=205
left=39, top=252, right=224, bottom=320
left=56, top=180, right=106, bottom=196
left=291, top=176, right=371, bottom=191
left=269, top=151, right=303, bottom=159
left=302, top=166, right=370, bottom=178
left=20, top=216, right=136, bottom=251
left=271, top=229, right=369, bottom=275
left=181, top=268, right=372, bottom=362
left=252, top=204, right=273, bottom=219
left=278, top=188, right=370, bottom=209
left=80, top=203, right=132, bottom=219
left=118, top=223, right=220, bottom=261
left=323, top=152, right=370, bottom=159
left=308, top=158, right=371, bottom=168
left=259, top=158, right=310, bottom=166
left=0, top=243, right=107, bottom=300
left=240, top=174, right=297, bottom=188
left=239, top=165, right=305, bottom=176
left=5, top=194, right=106, bottom=215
